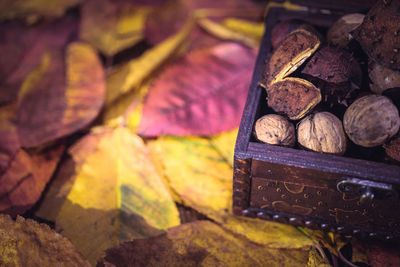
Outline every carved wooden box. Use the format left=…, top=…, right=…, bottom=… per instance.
left=233, top=1, right=400, bottom=240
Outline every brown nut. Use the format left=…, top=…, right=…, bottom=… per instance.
left=327, top=13, right=364, bottom=48
left=262, top=29, right=321, bottom=86
left=352, top=0, right=400, bottom=69
left=343, top=95, right=400, bottom=147
left=384, top=136, right=400, bottom=162
left=267, top=77, right=321, bottom=120
left=297, top=112, right=347, bottom=154
left=271, top=20, right=319, bottom=49
left=302, top=46, right=362, bottom=85
left=369, top=60, right=400, bottom=94
left=254, top=114, right=295, bottom=146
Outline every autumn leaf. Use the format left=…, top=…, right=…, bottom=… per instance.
left=35, top=126, right=180, bottom=264
left=17, top=42, right=105, bottom=148
left=215, top=215, right=315, bottom=250
left=0, top=144, right=64, bottom=217
left=0, top=0, right=81, bottom=23
left=197, top=18, right=260, bottom=48
left=105, top=19, right=193, bottom=108
left=0, top=214, right=90, bottom=266
left=80, top=0, right=152, bottom=57
left=221, top=18, right=265, bottom=40
left=0, top=15, right=78, bottom=105
left=98, top=220, right=311, bottom=267
left=0, top=104, right=19, bottom=173
left=146, top=131, right=236, bottom=216
left=144, top=0, right=265, bottom=45
left=138, top=42, right=257, bottom=136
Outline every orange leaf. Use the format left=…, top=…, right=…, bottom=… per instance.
left=0, top=145, right=64, bottom=216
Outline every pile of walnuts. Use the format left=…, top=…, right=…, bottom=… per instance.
left=255, top=0, right=400, bottom=162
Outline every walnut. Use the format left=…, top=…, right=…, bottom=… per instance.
left=297, top=112, right=347, bottom=154
left=254, top=114, right=295, bottom=146
left=369, top=60, right=400, bottom=94
left=343, top=95, right=400, bottom=147
left=301, top=46, right=362, bottom=85
left=327, top=13, right=364, bottom=48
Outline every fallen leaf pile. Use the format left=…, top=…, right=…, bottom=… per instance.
left=0, top=0, right=397, bottom=266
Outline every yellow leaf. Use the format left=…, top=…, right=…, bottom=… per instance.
left=146, top=132, right=235, bottom=216
left=35, top=126, right=180, bottom=264
left=307, top=247, right=331, bottom=267
left=209, top=129, right=238, bottom=167
left=102, top=79, right=151, bottom=130
left=214, top=214, right=314, bottom=249
left=99, top=220, right=311, bottom=266
left=221, top=18, right=264, bottom=40
left=105, top=19, right=193, bottom=106
left=198, top=18, right=260, bottom=48
left=80, top=0, right=151, bottom=56
left=0, top=0, right=81, bottom=23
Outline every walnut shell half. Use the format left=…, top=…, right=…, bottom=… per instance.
left=262, top=29, right=321, bottom=86
left=343, top=95, right=400, bottom=147
left=297, top=112, right=347, bottom=154
left=254, top=114, right=295, bottom=146
left=267, top=77, right=321, bottom=120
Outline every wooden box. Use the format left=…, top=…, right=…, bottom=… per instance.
left=233, top=1, right=400, bottom=240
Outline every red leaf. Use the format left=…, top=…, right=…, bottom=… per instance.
left=0, top=15, right=78, bottom=105
left=0, top=145, right=64, bottom=216
left=138, top=42, right=257, bottom=136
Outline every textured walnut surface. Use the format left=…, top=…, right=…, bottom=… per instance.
left=344, top=95, right=400, bottom=147
left=297, top=112, right=347, bottom=154
left=254, top=114, right=295, bottom=146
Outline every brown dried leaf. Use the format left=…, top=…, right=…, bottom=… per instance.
left=0, top=214, right=90, bottom=266
left=17, top=42, right=105, bottom=147
left=98, top=220, right=310, bottom=267
left=0, top=145, right=64, bottom=216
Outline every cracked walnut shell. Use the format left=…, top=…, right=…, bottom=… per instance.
left=254, top=114, right=295, bottom=146
left=297, top=112, right=347, bottom=154
left=343, top=95, right=400, bottom=147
